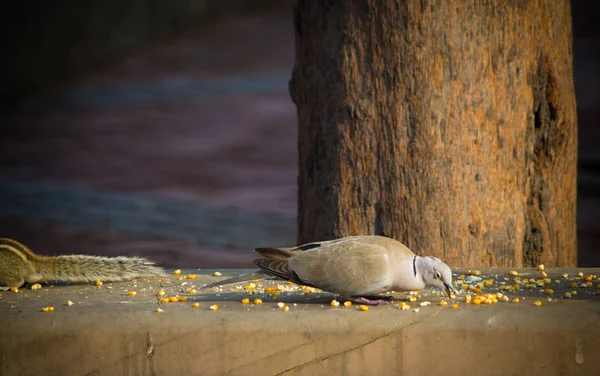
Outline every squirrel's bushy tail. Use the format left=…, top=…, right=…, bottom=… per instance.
left=32, top=255, right=165, bottom=282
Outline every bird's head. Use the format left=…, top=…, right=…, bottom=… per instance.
left=420, top=256, right=456, bottom=298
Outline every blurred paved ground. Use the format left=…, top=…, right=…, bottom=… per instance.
left=0, top=5, right=598, bottom=268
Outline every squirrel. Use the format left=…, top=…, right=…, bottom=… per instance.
left=0, top=238, right=165, bottom=290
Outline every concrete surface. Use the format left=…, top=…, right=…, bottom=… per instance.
left=1, top=268, right=599, bottom=376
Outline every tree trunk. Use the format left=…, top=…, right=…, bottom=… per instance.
left=290, top=0, right=577, bottom=267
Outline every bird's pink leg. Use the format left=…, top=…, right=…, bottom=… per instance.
left=349, top=295, right=394, bottom=306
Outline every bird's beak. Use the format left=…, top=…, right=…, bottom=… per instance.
left=444, top=283, right=457, bottom=299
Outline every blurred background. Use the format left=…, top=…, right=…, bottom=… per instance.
left=0, top=1, right=598, bottom=268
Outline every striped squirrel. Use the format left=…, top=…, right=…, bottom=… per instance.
left=0, top=238, right=165, bottom=290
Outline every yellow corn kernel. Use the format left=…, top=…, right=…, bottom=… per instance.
left=513, top=298, right=520, bottom=303
left=459, top=275, right=466, bottom=280
left=508, top=270, right=518, bottom=276
left=128, top=290, right=136, bottom=296
left=66, top=300, right=74, bottom=306
left=287, top=281, right=294, bottom=285
left=359, top=305, right=369, bottom=311
left=41, top=306, right=54, bottom=312
left=407, top=295, right=417, bottom=302
left=571, top=290, right=578, bottom=296
left=596, top=283, right=600, bottom=289
left=570, top=282, right=577, bottom=288
left=343, top=301, right=352, bottom=307
left=330, top=299, right=340, bottom=307
left=169, top=297, right=178, bottom=303
left=277, top=302, right=286, bottom=308
left=537, top=264, right=545, bottom=271
left=462, top=284, right=469, bottom=291
left=483, top=298, right=493, bottom=305
left=178, top=276, right=184, bottom=281
left=541, top=271, right=548, bottom=278
left=543, top=278, right=552, bottom=285
left=213, top=271, right=222, bottom=276
left=187, top=274, right=197, bottom=280
left=251, top=279, right=260, bottom=283
left=31, top=284, right=42, bottom=290
left=173, top=269, right=181, bottom=275
left=188, top=288, right=197, bottom=294
left=533, top=300, right=542, bottom=307
left=282, top=305, right=290, bottom=312
left=209, top=305, right=218, bottom=311
left=156, top=308, right=164, bottom=313
left=472, top=298, right=481, bottom=305
left=464, top=294, right=472, bottom=303
left=10, top=287, right=19, bottom=292
left=399, top=302, right=410, bottom=310
left=192, top=303, right=200, bottom=308
left=452, top=303, right=459, bottom=309
left=277, top=285, right=287, bottom=292
left=241, top=298, right=250, bottom=304
left=584, top=275, right=593, bottom=282
left=544, top=289, right=554, bottom=295
left=157, top=290, right=166, bottom=297
left=95, top=280, right=103, bottom=286
left=562, top=273, right=569, bottom=278
left=439, top=300, right=448, bottom=307
left=500, top=295, right=509, bottom=302
left=271, top=291, right=279, bottom=298
left=253, top=298, right=263, bottom=305
left=473, top=287, right=482, bottom=294
left=578, top=272, right=584, bottom=277
left=264, top=287, right=274, bottom=293
left=178, top=296, right=188, bottom=302
left=468, top=270, right=482, bottom=276
left=161, top=297, right=170, bottom=304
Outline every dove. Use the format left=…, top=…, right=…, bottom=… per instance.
left=204, top=235, right=456, bottom=305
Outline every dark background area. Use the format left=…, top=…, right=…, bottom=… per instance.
left=0, top=1, right=598, bottom=268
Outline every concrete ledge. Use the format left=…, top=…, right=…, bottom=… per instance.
left=1, top=268, right=599, bottom=375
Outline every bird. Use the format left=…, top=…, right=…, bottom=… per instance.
left=204, top=235, right=456, bottom=305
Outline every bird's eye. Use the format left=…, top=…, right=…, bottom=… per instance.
left=434, top=271, right=441, bottom=279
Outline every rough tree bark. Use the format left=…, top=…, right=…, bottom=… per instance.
left=290, top=0, right=577, bottom=267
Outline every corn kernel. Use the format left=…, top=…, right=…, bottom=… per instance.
left=359, top=305, right=369, bottom=311
left=533, top=300, right=542, bottom=307
left=537, top=264, right=545, bottom=271
left=10, top=287, right=18, bottom=292
left=128, top=290, right=136, bottom=296
left=508, top=270, right=519, bottom=276
left=188, top=288, right=197, bottom=294
left=178, top=276, right=184, bottom=280
left=241, top=298, right=250, bottom=304
left=330, top=299, right=340, bottom=307
left=156, top=308, right=164, bottom=313
left=161, top=297, right=170, bottom=304
left=584, top=275, right=593, bottom=282
left=419, top=301, right=431, bottom=306
left=254, top=298, right=263, bottom=305
left=187, top=274, right=197, bottom=280
left=399, top=302, right=410, bottom=310
left=578, top=272, right=584, bottom=277
left=452, top=303, right=459, bottom=309
left=31, top=284, right=42, bottom=290
left=541, top=271, right=548, bottom=278
left=277, top=302, right=286, bottom=308
left=407, top=295, right=417, bottom=302
left=173, top=270, right=181, bottom=275
left=178, top=296, right=188, bottom=302
left=468, top=270, right=482, bottom=276
left=192, top=303, right=200, bottom=308
left=343, top=301, right=352, bottom=307
left=484, top=281, right=493, bottom=288
left=209, top=304, right=218, bottom=311
left=513, top=298, right=520, bottom=303
left=41, top=306, right=54, bottom=312
left=66, top=300, right=74, bottom=306
left=472, top=298, right=481, bottom=305
left=169, top=297, right=178, bottom=303
left=571, top=290, right=578, bottom=296
left=473, top=287, right=482, bottom=294
left=439, top=300, right=448, bottom=306
left=544, top=289, right=554, bottom=295
left=157, top=290, right=166, bottom=297
left=95, top=280, right=103, bottom=286
left=570, top=282, right=578, bottom=288
left=464, top=294, right=472, bottom=303
left=287, top=281, right=294, bottom=285
left=563, top=292, right=572, bottom=299
left=500, top=295, right=509, bottom=302
left=271, top=291, right=279, bottom=298
left=562, top=273, right=569, bottom=278
left=282, top=305, right=290, bottom=312
left=213, top=271, right=222, bottom=276
left=264, top=287, right=274, bottom=293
